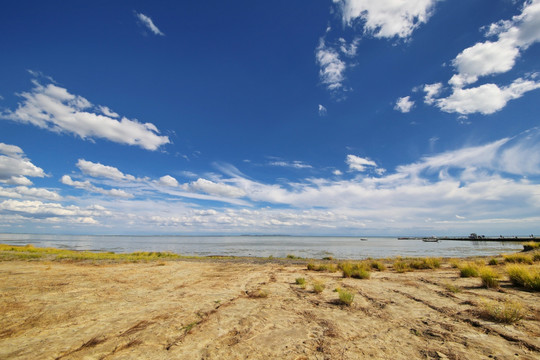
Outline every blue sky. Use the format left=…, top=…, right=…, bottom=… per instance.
left=1, top=0, right=539, bottom=235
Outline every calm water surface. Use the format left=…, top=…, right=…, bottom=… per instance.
left=0, top=234, right=525, bottom=259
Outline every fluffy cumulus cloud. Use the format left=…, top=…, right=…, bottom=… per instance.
left=422, top=1, right=540, bottom=115
left=61, top=175, right=133, bottom=198
left=158, top=175, right=179, bottom=187
left=0, top=142, right=45, bottom=185
left=450, top=0, right=540, bottom=88
left=334, top=0, right=439, bottom=39
left=436, top=77, right=540, bottom=115
left=76, top=159, right=136, bottom=181
left=394, top=96, right=414, bottom=113
left=0, top=186, right=62, bottom=201
left=186, top=178, right=247, bottom=198
left=135, top=12, right=165, bottom=36
left=1, top=81, right=170, bottom=150
left=0, top=199, right=104, bottom=224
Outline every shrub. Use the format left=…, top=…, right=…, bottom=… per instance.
left=479, top=267, right=500, bottom=288
left=337, top=289, right=354, bottom=306
left=522, top=241, right=540, bottom=252
left=449, top=259, right=461, bottom=268
left=459, top=263, right=479, bottom=278
left=370, top=260, right=386, bottom=271
left=312, top=281, right=325, bottom=294
left=340, top=262, right=370, bottom=279
left=409, top=257, right=441, bottom=270
left=488, top=258, right=498, bottom=266
left=295, top=277, right=306, bottom=286
left=307, top=263, right=337, bottom=273
left=480, top=300, right=526, bottom=323
left=504, top=253, right=533, bottom=264
left=506, top=265, right=540, bottom=291
left=393, top=260, right=411, bottom=273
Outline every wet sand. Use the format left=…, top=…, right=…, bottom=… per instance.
left=1, top=259, right=539, bottom=359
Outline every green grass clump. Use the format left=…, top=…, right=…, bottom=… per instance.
left=506, top=265, right=540, bottom=291
left=393, top=260, right=411, bottom=273
left=459, top=263, right=479, bottom=278
left=337, top=289, right=354, bottom=306
left=488, top=258, right=498, bottom=265
left=480, top=299, right=526, bottom=324
left=409, top=257, right=441, bottom=270
left=522, top=241, right=540, bottom=251
left=312, top=281, right=325, bottom=294
left=307, top=262, right=337, bottom=273
left=479, top=266, right=500, bottom=288
left=295, top=277, right=306, bottom=286
left=503, top=253, right=533, bottom=264
left=340, top=262, right=370, bottom=279
left=370, top=260, right=386, bottom=271
left=287, top=254, right=303, bottom=259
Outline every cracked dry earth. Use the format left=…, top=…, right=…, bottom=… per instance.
left=0, top=260, right=539, bottom=359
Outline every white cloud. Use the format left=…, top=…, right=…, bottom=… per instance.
left=335, top=0, right=439, bottom=39
left=158, top=175, right=179, bottom=187
left=99, top=106, right=119, bottom=118
left=318, top=104, right=327, bottom=116
left=135, top=12, right=165, bottom=36
left=316, top=38, right=346, bottom=90
left=346, top=154, right=378, bottom=172
left=0, top=199, right=102, bottom=223
left=76, top=159, right=135, bottom=181
left=333, top=169, right=343, bottom=176
left=187, top=178, right=247, bottom=198
left=268, top=160, right=312, bottom=169
left=450, top=0, right=540, bottom=87
left=0, top=142, right=45, bottom=185
left=436, top=77, right=540, bottom=115
left=423, top=83, right=442, bottom=105
left=2, top=81, right=169, bottom=151
left=339, top=37, right=360, bottom=56
left=61, top=175, right=134, bottom=198
left=394, top=96, right=414, bottom=113
left=0, top=186, right=62, bottom=201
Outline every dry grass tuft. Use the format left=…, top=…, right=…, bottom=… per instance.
left=337, top=288, right=354, bottom=306
left=503, top=253, right=534, bottom=265
left=458, top=263, right=479, bottom=278
left=479, top=266, right=500, bottom=289
left=247, top=289, right=269, bottom=298
left=312, top=280, right=325, bottom=294
left=506, top=265, right=540, bottom=291
left=479, top=299, right=526, bottom=324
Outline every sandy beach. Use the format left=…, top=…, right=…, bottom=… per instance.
left=1, top=255, right=539, bottom=359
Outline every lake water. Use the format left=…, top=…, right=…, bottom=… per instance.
left=0, top=234, right=525, bottom=259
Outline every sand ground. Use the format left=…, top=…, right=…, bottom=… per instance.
left=0, top=259, right=539, bottom=360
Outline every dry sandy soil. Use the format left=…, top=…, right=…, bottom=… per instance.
left=0, top=259, right=539, bottom=360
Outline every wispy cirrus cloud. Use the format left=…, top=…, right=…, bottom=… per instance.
left=135, top=12, right=165, bottom=36
left=1, top=80, right=170, bottom=151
